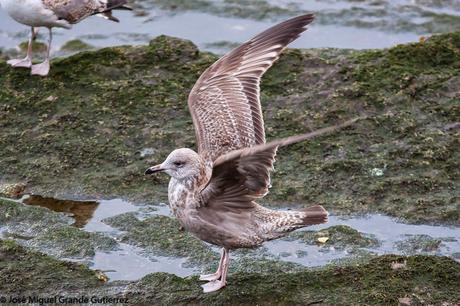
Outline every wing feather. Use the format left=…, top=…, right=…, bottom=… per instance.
left=188, top=14, right=315, bottom=161
left=199, top=116, right=366, bottom=212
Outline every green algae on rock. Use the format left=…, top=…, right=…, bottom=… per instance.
left=124, top=255, right=460, bottom=305
left=0, top=33, right=459, bottom=224
left=60, top=39, right=94, bottom=52
left=103, top=213, right=219, bottom=266
left=0, top=239, right=104, bottom=295
left=1, top=238, right=458, bottom=305
left=288, top=225, right=379, bottom=251
left=395, top=234, right=445, bottom=255
left=60, top=253, right=460, bottom=305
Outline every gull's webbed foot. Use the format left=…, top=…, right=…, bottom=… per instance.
left=201, top=280, right=226, bottom=293
left=31, top=60, right=50, bottom=76
left=7, top=58, right=32, bottom=68
left=199, top=271, right=221, bottom=281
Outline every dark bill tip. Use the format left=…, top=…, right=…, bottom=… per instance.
left=144, top=165, right=164, bottom=175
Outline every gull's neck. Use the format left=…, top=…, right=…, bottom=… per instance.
left=168, top=159, right=212, bottom=217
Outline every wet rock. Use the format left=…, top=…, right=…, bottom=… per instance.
left=19, top=41, right=47, bottom=53
left=288, top=225, right=379, bottom=251
left=60, top=39, right=94, bottom=52
left=3, top=238, right=458, bottom=305
left=0, top=239, right=105, bottom=295
left=0, top=33, right=459, bottom=226
left=103, top=213, right=218, bottom=267
left=395, top=234, right=444, bottom=255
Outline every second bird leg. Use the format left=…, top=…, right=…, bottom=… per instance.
left=7, top=27, right=38, bottom=68
left=201, top=248, right=230, bottom=293
left=31, top=27, right=52, bottom=76
left=199, top=248, right=226, bottom=281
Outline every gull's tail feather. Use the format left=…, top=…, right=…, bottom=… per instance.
left=262, top=205, right=328, bottom=238
left=277, top=205, right=328, bottom=231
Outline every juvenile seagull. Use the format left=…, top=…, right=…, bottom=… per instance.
left=146, top=14, right=363, bottom=293
left=0, top=0, right=131, bottom=76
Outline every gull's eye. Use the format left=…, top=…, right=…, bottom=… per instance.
left=173, top=161, right=184, bottom=168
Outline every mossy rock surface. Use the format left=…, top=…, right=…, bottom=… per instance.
left=104, top=213, right=218, bottom=266
left=1, top=239, right=459, bottom=305
left=0, top=239, right=104, bottom=295
left=1, top=33, right=459, bottom=224
left=289, top=225, right=379, bottom=250
left=60, top=39, right=94, bottom=52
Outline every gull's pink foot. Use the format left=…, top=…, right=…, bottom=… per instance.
left=201, top=280, right=226, bottom=293
left=31, top=60, right=50, bottom=76
left=199, top=272, right=221, bottom=281
left=7, top=58, right=32, bottom=68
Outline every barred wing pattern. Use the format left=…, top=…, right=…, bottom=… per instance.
left=199, top=116, right=365, bottom=211
left=188, top=14, right=315, bottom=161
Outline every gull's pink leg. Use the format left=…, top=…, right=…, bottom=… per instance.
left=199, top=248, right=225, bottom=281
left=7, top=27, right=37, bottom=68
left=31, top=27, right=52, bottom=76
left=201, top=248, right=229, bottom=293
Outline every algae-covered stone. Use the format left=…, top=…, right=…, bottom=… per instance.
left=103, top=213, right=218, bottom=266
left=395, top=234, right=444, bottom=255
left=60, top=39, right=94, bottom=52
left=30, top=227, right=117, bottom=258
left=19, top=41, right=47, bottom=53
left=0, top=239, right=104, bottom=295
left=123, top=255, right=460, bottom=305
left=0, top=33, right=459, bottom=225
left=289, top=225, right=379, bottom=251
left=1, top=238, right=459, bottom=305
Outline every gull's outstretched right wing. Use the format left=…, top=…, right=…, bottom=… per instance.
left=188, top=14, right=315, bottom=161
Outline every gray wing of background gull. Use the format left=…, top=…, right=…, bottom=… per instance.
left=43, top=0, right=131, bottom=24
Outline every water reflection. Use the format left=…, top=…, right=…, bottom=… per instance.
left=23, top=195, right=99, bottom=228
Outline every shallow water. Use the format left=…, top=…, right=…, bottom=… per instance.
left=265, top=214, right=460, bottom=266
left=1, top=0, right=459, bottom=54
left=17, top=196, right=189, bottom=280
left=10, top=196, right=460, bottom=282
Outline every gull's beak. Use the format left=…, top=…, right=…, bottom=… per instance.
left=144, top=164, right=165, bottom=175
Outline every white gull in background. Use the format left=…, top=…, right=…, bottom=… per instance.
left=0, top=0, right=131, bottom=76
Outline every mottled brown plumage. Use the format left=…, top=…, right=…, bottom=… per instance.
left=146, top=13, right=364, bottom=293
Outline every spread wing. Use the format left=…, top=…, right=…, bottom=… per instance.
left=199, top=116, right=366, bottom=212
left=43, top=0, right=130, bottom=24
left=188, top=14, right=315, bottom=161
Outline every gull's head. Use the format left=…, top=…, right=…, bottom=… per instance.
left=144, top=148, right=202, bottom=180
